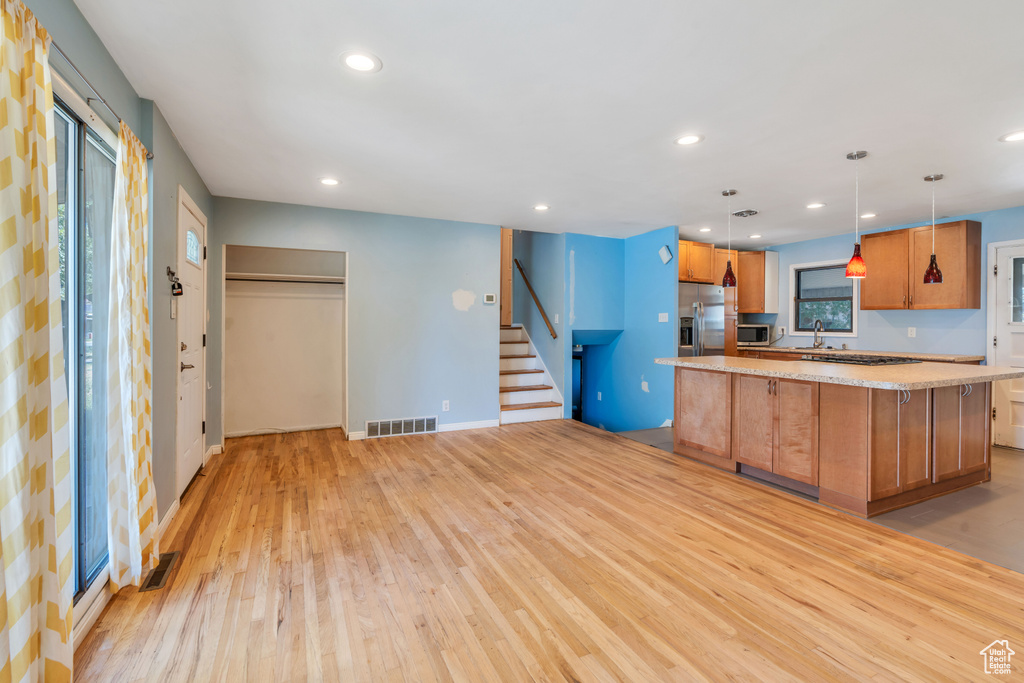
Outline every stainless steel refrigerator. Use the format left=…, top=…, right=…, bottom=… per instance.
left=678, top=284, right=725, bottom=356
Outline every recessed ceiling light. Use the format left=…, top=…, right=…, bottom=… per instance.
left=341, top=51, right=383, bottom=73
left=860, top=212, right=876, bottom=219
left=674, top=134, right=704, bottom=145
left=806, top=202, right=826, bottom=209
left=998, top=130, right=1024, bottom=142
left=749, top=234, right=762, bottom=239
left=699, top=227, right=711, bottom=232
left=534, top=204, right=549, bottom=211
left=320, top=177, right=340, bottom=186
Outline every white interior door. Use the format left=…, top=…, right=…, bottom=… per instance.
left=177, top=190, right=207, bottom=496
left=993, top=244, right=1024, bottom=449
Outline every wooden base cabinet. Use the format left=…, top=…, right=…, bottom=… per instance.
left=932, top=383, right=990, bottom=482
left=673, top=367, right=735, bottom=470
left=868, top=388, right=931, bottom=500
left=732, top=375, right=818, bottom=485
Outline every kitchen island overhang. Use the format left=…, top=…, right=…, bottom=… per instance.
left=656, top=356, right=1024, bottom=517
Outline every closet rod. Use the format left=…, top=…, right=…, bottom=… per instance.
left=226, top=277, right=345, bottom=285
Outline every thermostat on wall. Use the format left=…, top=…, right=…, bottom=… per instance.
left=483, top=293, right=497, bottom=304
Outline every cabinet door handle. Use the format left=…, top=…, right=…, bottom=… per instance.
left=768, top=379, right=772, bottom=394
left=909, top=294, right=913, bottom=306
left=960, top=384, right=968, bottom=397
left=965, top=384, right=973, bottom=397
left=902, top=294, right=906, bottom=306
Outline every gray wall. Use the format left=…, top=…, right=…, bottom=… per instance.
left=27, top=0, right=212, bottom=519
left=208, top=198, right=501, bottom=443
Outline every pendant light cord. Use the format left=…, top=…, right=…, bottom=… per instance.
left=931, top=181, right=936, bottom=253
left=855, top=158, right=860, bottom=241
left=727, top=193, right=732, bottom=253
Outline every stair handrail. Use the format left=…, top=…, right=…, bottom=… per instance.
left=513, top=258, right=558, bottom=340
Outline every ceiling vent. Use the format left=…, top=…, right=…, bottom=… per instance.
left=366, top=416, right=438, bottom=439
left=732, top=209, right=758, bottom=217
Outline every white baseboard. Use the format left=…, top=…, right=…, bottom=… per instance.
left=439, top=419, right=500, bottom=432
left=205, top=444, right=223, bottom=459
left=224, top=423, right=342, bottom=438
left=73, top=566, right=111, bottom=652
left=157, top=498, right=180, bottom=544
left=348, top=431, right=365, bottom=441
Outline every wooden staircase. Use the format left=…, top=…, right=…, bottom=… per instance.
left=499, top=325, right=562, bottom=424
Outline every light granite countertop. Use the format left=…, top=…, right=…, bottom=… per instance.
left=742, top=346, right=986, bottom=364
left=655, top=356, right=1024, bottom=390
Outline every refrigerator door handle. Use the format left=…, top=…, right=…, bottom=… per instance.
left=696, top=302, right=705, bottom=356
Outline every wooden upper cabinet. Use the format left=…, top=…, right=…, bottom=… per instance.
left=678, top=240, right=715, bottom=283
left=907, top=220, right=981, bottom=310
left=736, top=251, right=779, bottom=314
left=689, top=242, right=715, bottom=282
left=677, top=241, right=691, bottom=281
left=860, top=230, right=909, bottom=310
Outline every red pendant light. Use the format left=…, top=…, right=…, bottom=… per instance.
left=923, top=174, right=944, bottom=284
left=845, top=151, right=868, bottom=279
left=722, top=189, right=737, bottom=287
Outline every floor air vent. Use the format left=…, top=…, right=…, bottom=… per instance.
left=139, top=551, right=180, bottom=592
left=366, top=416, right=438, bottom=439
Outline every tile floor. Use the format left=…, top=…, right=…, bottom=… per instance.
left=618, top=426, right=1024, bottom=574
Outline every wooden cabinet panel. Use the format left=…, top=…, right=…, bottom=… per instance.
left=960, top=383, right=989, bottom=476
left=757, top=351, right=802, bottom=361
left=869, top=388, right=932, bottom=501
left=932, top=385, right=962, bottom=482
left=819, top=384, right=869, bottom=500
left=689, top=242, right=715, bottom=283
left=737, top=251, right=764, bottom=313
left=860, top=231, right=909, bottom=310
left=677, top=241, right=691, bottom=281
left=732, top=374, right=774, bottom=470
left=675, top=368, right=732, bottom=459
left=774, top=380, right=819, bottom=485
left=715, top=248, right=738, bottom=294
left=908, top=221, right=981, bottom=310
left=901, top=389, right=932, bottom=492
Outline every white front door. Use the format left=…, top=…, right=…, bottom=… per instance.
left=993, top=244, right=1024, bottom=449
left=176, top=189, right=207, bottom=496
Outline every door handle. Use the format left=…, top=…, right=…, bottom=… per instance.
left=180, top=362, right=195, bottom=371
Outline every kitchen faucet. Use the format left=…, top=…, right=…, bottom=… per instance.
left=813, top=319, right=824, bottom=349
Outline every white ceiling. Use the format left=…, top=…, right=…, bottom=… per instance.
left=74, top=0, right=1024, bottom=246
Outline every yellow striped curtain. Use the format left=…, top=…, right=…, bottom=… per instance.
left=106, top=121, right=158, bottom=591
left=0, top=0, right=73, bottom=680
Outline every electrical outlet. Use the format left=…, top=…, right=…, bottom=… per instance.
left=597, top=392, right=602, bottom=401
left=658, top=312, right=669, bottom=322
left=553, top=314, right=559, bottom=324
left=908, top=327, right=916, bottom=338
left=442, top=400, right=450, bottom=412
left=778, top=326, right=786, bottom=337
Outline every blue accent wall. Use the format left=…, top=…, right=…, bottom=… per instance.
left=208, top=198, right=501, bottom=442
left=753, top=204, right=1024, bottom=357
left=512, top=230, right=566, bottom=396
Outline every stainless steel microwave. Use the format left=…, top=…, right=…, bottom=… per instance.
left=737, top=324, right=773, bottom=346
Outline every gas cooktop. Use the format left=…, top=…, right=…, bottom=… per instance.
left=801, top=354, right=923, bottom=366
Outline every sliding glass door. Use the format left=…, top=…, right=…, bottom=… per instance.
left=55, top=99, right=117, bottom=599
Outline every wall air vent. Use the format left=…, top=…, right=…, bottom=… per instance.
left=365, top=415, right=438, bottom=439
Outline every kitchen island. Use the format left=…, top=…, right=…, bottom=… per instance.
left=655, top=355, right=1024, bottom=517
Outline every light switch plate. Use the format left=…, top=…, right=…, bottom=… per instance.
left=658, top=312, right=669, bottom=322
left=597, top=392, right=602, bottom=401
left=442, top=400, right=450, bottom=412
left=553, top=314, right=559, bottom=324
left=908, top=327, right=916, bottom=338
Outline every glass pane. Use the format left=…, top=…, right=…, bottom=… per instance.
left=83, top=135, right=115, bottom=580
left=1013, top=257, right=1023, bottom=323
left=186, top=229, right=200, bottom=265
left=798, top=266, right=853, bottom=299
left=54, top=107, right=76, bottom=594
left=798, top=300, right=853, bottom=332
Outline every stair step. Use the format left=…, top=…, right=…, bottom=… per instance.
left=500, top=354, right=536, bottom=359
left=500, top=340, right=527, bottom=344
left=500, top=401, right=562, bottom=412
left=500, top=325, right=521, bottom=329
left=499, top=384, right=553, bottom=393
left=499, top=369, right=543, bottom=376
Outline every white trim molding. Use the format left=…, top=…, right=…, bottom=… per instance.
left=157, top=499, right=181, bottom=544
left=787, top=259, right=860, bottom=339
left=72, top=566, right=112, bottom=651
left=347, top=431, right=366, bottom=441
left=439, top=419, right=501, bottom=432
left=224, top=424, right=343, bottom=439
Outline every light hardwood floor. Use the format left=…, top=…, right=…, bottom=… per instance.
left=76, top=421, right=1024, bottom=681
